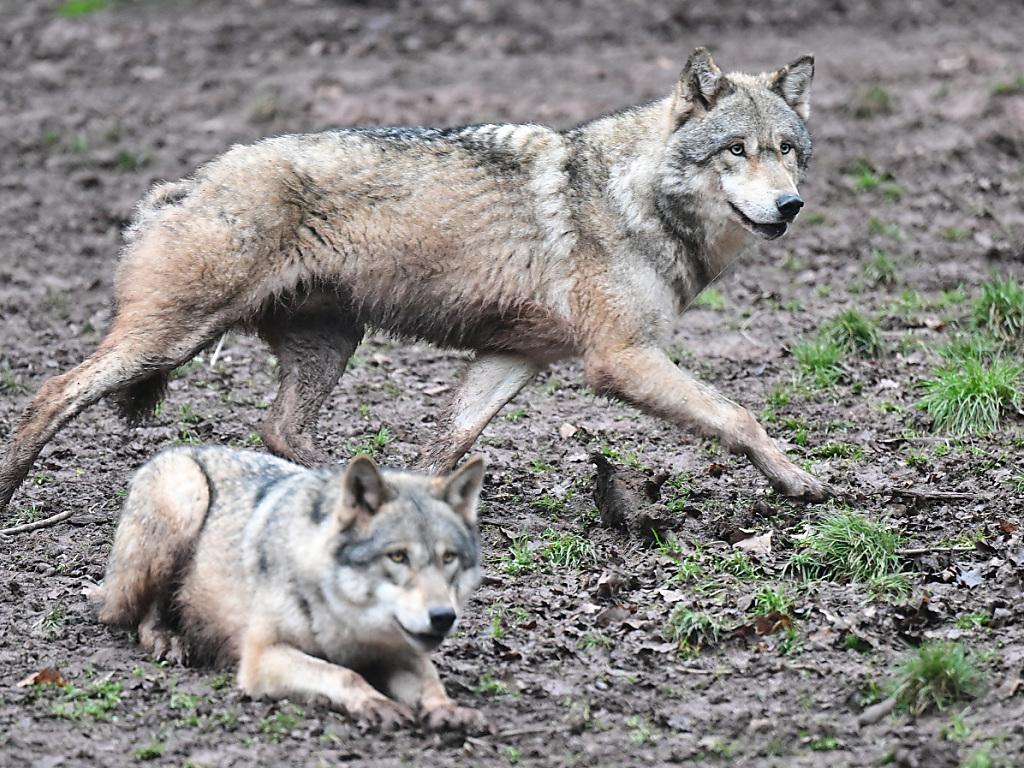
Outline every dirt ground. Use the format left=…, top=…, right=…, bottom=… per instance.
left=1, top=1, right=1023, bottom=766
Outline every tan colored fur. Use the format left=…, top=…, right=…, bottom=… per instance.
left=0, top=49, right=830, bottom=511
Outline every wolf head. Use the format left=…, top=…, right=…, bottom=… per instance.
left=322, top=455, right=484, bottom=653
left=663, top=48, right=814, bottom=241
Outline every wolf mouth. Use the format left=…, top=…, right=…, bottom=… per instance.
left=396, top=621, right=447, bottom=651
left=728, top=203, right=789, bottom=240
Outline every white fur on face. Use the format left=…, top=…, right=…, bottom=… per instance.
left=720, top=157, right=799, bottom=225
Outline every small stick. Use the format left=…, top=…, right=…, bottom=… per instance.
left=857, top=696, right=897, bottom=727
left=0, top=509, right=74, bottom=536
left=889, top=488, right=976, bottom=501
left=208, top=333, right=227, bottom=369
left=477, top=726, right=556, bottom=739
left=898, top=545, right=977, bottom=556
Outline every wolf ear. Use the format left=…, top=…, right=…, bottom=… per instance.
left=340, top=455, right=387, bottom=518
left=770, top=55, right=814, bottom=121
left=671, top=47, right=725, bottom=123
left=442, top=455, right=485, bottom=526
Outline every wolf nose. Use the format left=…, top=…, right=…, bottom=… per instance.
left=776, top=193, right=804, bottom=220
left=428, top=607, right=457, bottom=633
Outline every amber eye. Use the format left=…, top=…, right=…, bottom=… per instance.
left=729, top=143, right=745, bottom=156
left=388, top=550, right=409, bottom=565
left=442, top=552, right=457, bottom=565
left=780, top=142, right=792, bottom=155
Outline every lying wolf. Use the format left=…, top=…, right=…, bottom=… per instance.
left=89, top=447, right=486, bottom=731
left=0, top=48, right=829, bottom=511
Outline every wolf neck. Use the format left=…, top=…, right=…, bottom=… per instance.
left=575, top=98, right=748, bottom=307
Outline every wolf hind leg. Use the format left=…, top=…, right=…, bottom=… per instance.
left=137, top=603, right=192, bottom=665
left=417, top=353, right=541, bottom=473
left=258, top=294, right=364, bottom=467
left=97, top=451, right=211, bottom=631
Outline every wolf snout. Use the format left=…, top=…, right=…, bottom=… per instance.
left=428, top=606, right=457, bottom=634
left=775, top=193, right=804, bottom=221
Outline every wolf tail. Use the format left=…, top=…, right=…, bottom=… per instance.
left=96, top=449, right=211, bottom=627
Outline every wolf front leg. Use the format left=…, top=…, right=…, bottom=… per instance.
left=584, top=345, right=832, bottom=501
left=418, top=353, right=541, bottom=472
left=238, top=638, right=415, bottom=730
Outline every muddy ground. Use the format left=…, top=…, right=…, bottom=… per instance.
left=1, top=1, right=1023, bottom=766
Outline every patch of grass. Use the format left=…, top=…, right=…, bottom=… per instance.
left=57, top=0, right=108, bottom=17
left=530, top=494, right=565, bottom=514
left=578, top=632, right=613, bottom=650
left=504, top=407, right=527, bottom=423
left=865, top=250, right=897, bottom=285
left=692, top=288, right=727, bottom=311
left=786, top=510, right=903, bottom=583
left=992, top=75, right=1024, bottom=96
left=133, top=739, right=165, bottom=761
left=714, top=550, right=760, bottom=579
left=499, top=534, right=536, bottom=575
left=867, top=572, right=912, bottom=600
left=51, top=680, right=123, bottom=721
left=973, top=274, right=1024, bottom=344
left=625, top=715, right=657, bottom=744
left=259, top=705, right=303, bottom=742
left=868, top=217, right=901, bottom=240
left=849, top=159, right=903, bottom=200
left=853, top=84, right=894, bottom=117
left=916, top=354, right=1021, bottom=436
left=821, top=309, right=882, bottom=356
left=350, top=426, right=393, bottom=458
left=961, top=749, right=995, bottom=768
left=891, top=642, right=985, bottom=715
left=941, top=226, right=971, bottom=242
left=473, top=673, right=509, bottom=696
left=956, top=612, right=991, bottom=631
left=528, top=458, right=555, bottom=474
left=792, top=337, right=843, bottom=388
left=812, top=442, right=865, bottom=460
left=802, top=211, right=826, bottom=226
left=539, top=528, right=595, bottom=569
left=749, top=586, right=791, bottom=615
left=664, top=607, right=721, bottom=655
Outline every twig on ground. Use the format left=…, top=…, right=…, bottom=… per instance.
left=898, top=545, right=977, bottom=556
left=0, top=509, right=74, bottom=536
left=889, top=488, right=976, bottom=501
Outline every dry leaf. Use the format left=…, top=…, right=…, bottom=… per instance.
left=559, top=422, right=579, bottom=440
left=734, top=531, right=772, bottom=558
left=16, top=668, right=66, bottom=688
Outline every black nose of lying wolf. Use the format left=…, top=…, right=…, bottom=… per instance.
left=776, top=194, right=804, bottom=220
left=429, top=607, right=457, bottom=633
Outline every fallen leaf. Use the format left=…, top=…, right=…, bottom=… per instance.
left=734, top=531, right=772, bottom=558
left=16, top=668, right=66, bottom=688
left=559, top=422, right=579, bottom=440
left=998, top=519, right=1019, bottom=534
left=753, top=611, right=792, bottom=635
left=422, top=384, right=450, bottom=396
left=705, top=462, right=729, bottom=478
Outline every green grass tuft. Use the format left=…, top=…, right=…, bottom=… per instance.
left=57, top=0, right=108, bottom=16
left=821, top=309, right=883, bottom=356
left=792, top=338, right=843, bottom=388
left=664, top=607, right=721, bottom=654
left=891, top=642, right=985, bottom=715
left=973, top=274, right=1024, bottom=344
left=786, top=510, right=903, bottom=583
left=916, top=350, right=1021, bottom=436
left=865, top=250, right=897, bottom=285
left=853, top=85, right=894, bottom=117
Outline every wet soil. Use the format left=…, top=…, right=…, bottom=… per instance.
left=1, top=1, right=1023, bottom=766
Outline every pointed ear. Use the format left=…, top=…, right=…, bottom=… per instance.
left=770, top=54, right=814, bottom=121
left=340, top=455, right=386, bottom=519
left=671, top=47, right=725, bottom=124
left=442, top=455, right=485, bottom=526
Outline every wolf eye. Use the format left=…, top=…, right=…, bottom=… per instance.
left=780, top=142, right=793, bottom=154
left=729, top=143, right=745, bottom=156
left=442, top=551, right=457, bottom=565
left=388, top=550, right=409, bottom=565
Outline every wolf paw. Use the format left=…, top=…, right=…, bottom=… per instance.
left=138, top=623, right=190, bottom=666
left=422, top=704, right=492, bottom=734
left=351, top=697, right=417, bottom=731
left=771, top=468, right=833, bottom=502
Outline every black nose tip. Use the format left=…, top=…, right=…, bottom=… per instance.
left=776, top=193, right=804, bottom=220
left=428, top=607, right=457, bottom=633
